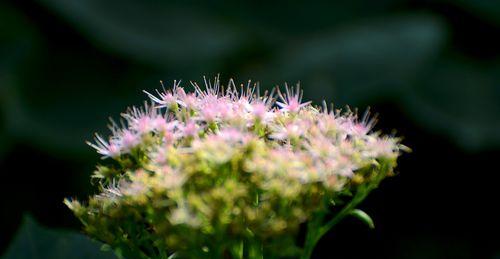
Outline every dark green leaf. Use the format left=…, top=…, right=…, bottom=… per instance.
left=2, top=215, right=116, bottom=259
left=444, top=0, right=500, bottom=25
left=266, top=14, right=446, bottom=106
left=36, top=0, right=242, bottom=68
left=350, top=209, right=375, bottom=229
left=404, top=57, right=500, bottom=149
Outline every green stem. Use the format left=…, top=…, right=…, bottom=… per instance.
left=301, top=214, right=323, bottom=259
left=301, top=162, right=390, bottom=259
left=319, top=191, right=368, bottom=238
left=300, top=191, right=368, bottom=259
left=247, top=240, right=263, bottom=259
left=230, top=240, right=244, bottom=259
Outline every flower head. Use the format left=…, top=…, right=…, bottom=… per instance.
left=72, top=76, right=406, bottom=259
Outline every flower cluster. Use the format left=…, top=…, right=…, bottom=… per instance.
left=65, top=77, right=405, bottom=259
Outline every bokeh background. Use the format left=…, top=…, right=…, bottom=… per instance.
left=1, top=0, right=500, bottom=258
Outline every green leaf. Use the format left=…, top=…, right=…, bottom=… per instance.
left=443, top=0, right=500, bottom=25
left=350, top=209, right=375, bottom=229
left=0, top=15, right=149, bottom=158
left=35, top=1, right=403, bottom=69
left=266, top=14, right=446, bottom=106
left=2, top=215, right=116, bottom=259
left=35, top=0, right=242, bottom=68
left=404, top=57, right=500, bottom=150
left=0, top=3, right=42, bottom=158
left=0, top=2, right=157, bottom=158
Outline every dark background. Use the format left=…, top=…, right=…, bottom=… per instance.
left=1, top=0, right=500, bottom=258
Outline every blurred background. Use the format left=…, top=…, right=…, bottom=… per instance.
left=1, top=0, right=500, bottom=258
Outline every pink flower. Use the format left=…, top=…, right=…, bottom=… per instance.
left=343, top=121, right=370, bottom=136
left=276, top=84, right=311, bottom=113
left=251, top=102, right=266, bottom=118
left=156, top=119, right=177, bottom=134
left=150, top=115, right=166, bottom=130
left=120, top=130, right=140, bottom=150
left=305, top=136, right=338, bottom=158
left=144, top=90, right=177, bottom=108
left=163, top=131, right=176, bottom=145
left=123, top=103, right=161, bottom=134
left=153, top=147, right=169, bottom=164
left=199, top=102, right=219, bottom=122
left=136, top=116, right=152, bottom=133
left=332, top=155, right=357, bottom=177
left=218, top=102, right=235, bottom=121
left=143, top=80, right=181, bottom=109
left=339, top=110, right=377, bottom=137
left=182, top=120, right=199, bottom=138
left=93, top=77, right=403, bottom=178
left=216, top=128, right=252, bottom=144
left=176, top=88, right=198, bottom=109
left=270, top=122, right=307, bottom=140
left=87, top=134, right=121, bottom=158
left=365, top=137, right=398, bottom=158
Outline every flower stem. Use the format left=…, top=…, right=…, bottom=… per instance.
left=301, top=162, right=390, bottom=259
left=301, top=191, right=367, bottom=259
